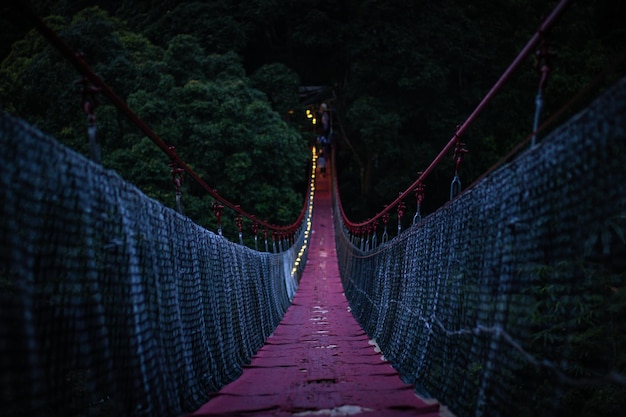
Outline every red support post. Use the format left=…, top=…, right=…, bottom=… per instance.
left=450, top=140, right=468, bottom=200
left=235, top=209, right=243, bottom=245
left=76, top=64, right=102, bottom=163
left=169, top=146, right=185, bottom=214
left=396, top=196, right=406, bottom=235
left=213, top=200, right=224, bottom=236
left=413, top=180, right=425, bottom=224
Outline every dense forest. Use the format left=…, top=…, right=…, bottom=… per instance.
left=1, top=0, right=625, bottom=235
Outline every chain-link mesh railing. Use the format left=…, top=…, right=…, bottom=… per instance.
left=335, top=77, right=626, bottom=417
left=0, top=111, right=312, bottom=417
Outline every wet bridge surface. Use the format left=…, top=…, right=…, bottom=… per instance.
left=187, top=166, right=447, bottom=417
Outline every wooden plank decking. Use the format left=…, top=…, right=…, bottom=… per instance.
left=188, top=162, right=448, bottom=417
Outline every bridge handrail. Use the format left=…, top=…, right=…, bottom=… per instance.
left=11, top=2, right=309, bottom=240
left=338, top=0, right=573, bottom=234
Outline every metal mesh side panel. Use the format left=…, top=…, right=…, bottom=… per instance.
left=336, top=77, right=626, bottom=417
left=0, top=112, right=296, bottom=417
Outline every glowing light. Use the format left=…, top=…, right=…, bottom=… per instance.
left=289, top=146, right=318, bottom=279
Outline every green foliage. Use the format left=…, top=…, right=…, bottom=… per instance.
left=165, top=34, right=207, bottom=85
left=140, top=2, right=248, bottom=53
left=251, top=62, right=302, bottom=118
left=1, top=0, right=623, bottom=227
left=331, top=0, right=625, bottom=220
left=0, top=4, right=309, bottom=234
left=512, top=257, right=626, bottom=415
left=4, top=0, right=623, bottom=223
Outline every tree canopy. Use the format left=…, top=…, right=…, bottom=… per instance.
left=0, top=3, right=310, bottom=237
left=1, top=0, right=624, bottom=229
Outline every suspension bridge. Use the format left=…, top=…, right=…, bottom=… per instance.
left=2, top=1, right=626, bottom=417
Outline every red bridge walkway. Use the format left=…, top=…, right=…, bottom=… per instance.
left=188, top=163, right=449, bottom=417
